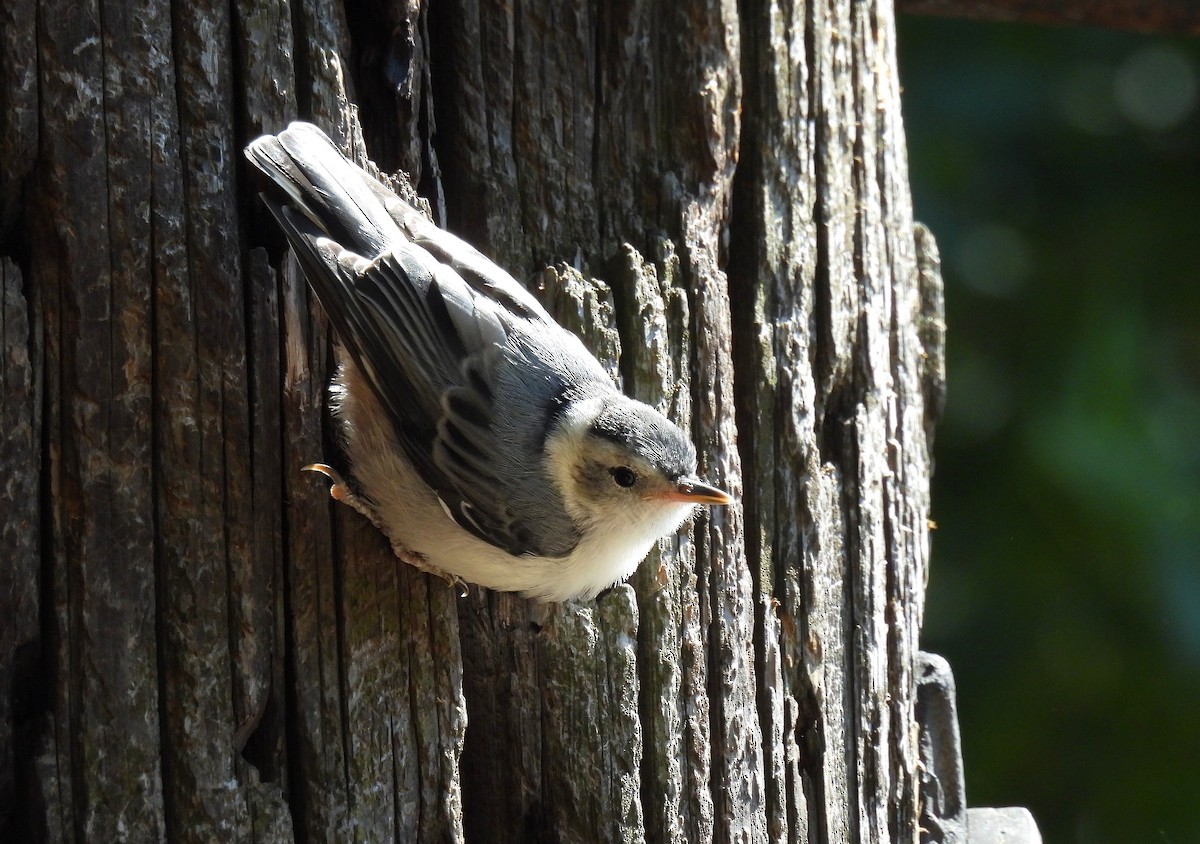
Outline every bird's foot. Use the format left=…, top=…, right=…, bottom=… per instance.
left=303, top=463, right=385, bottom=529
left=388, top=539, right=468, bottom=597
left=303, top=463, right=468, bottom=598
left=424, top=566, right=469, bottom=598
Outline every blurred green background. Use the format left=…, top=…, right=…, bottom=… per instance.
left=898, top=16, right=1200, bottom=843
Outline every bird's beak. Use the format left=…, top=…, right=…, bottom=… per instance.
left=659, top=477, right=732, bottom=506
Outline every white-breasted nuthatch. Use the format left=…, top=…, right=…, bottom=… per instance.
left=246, top=123, right=729, bottom=602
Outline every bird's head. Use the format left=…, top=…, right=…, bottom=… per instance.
left=545, top=395, right=730, bottom=543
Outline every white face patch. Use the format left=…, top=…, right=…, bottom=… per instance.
left=543, top=396, right=608, bottom=524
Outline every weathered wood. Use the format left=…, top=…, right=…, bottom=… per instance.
left=1, top=0, right=952, bottom=841
left=731, top=1, right=939, bottom=841
left=233, top=0, right=299, bottom=136
left=163, top=0, right=258, bottom=835
left=1, top=259, right=39, bottom=835
left=0, top=0, right=36, bottom=236
left=538, top=266, right=643, bottom=844
left=614, top=242, right=713, bottom=844
left=278, top=249, right=349, bottom=840
left=29, top=1, right=165, bottom=839
left=242, top=249, right=294, bottom=837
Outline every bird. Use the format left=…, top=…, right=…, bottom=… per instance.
left=245, top=122, right=730, bottom=602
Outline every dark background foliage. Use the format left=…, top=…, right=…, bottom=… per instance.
left=899, top=17, right=1200, bottom=843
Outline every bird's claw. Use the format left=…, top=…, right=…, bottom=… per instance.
left=303, top=462, right=351, bottom=502
left=447, top=573, right=469, bottom=598
left=395, top=547, right=469, bottom=598
left=399, top=547, right=468, bottom=596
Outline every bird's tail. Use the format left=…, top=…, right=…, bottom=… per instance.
left=245, top=122, right=402, bottom=259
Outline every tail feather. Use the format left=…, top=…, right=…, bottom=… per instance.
left=246, top=122, right=402, bottom=258
left=247, top=122, right=553, bottom=324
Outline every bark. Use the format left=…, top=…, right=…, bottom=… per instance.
left=1, top=0, right=947, bottom=842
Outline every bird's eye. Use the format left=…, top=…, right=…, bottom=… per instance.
left=609, top=466, right=638, bottom=488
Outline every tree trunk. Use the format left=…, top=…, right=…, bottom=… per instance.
left=1, top=0, right=949, bottom=841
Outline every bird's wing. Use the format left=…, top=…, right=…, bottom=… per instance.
left=247, top=124, right=583, bottom=557
left=377, top=194, right=553, bottom=323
